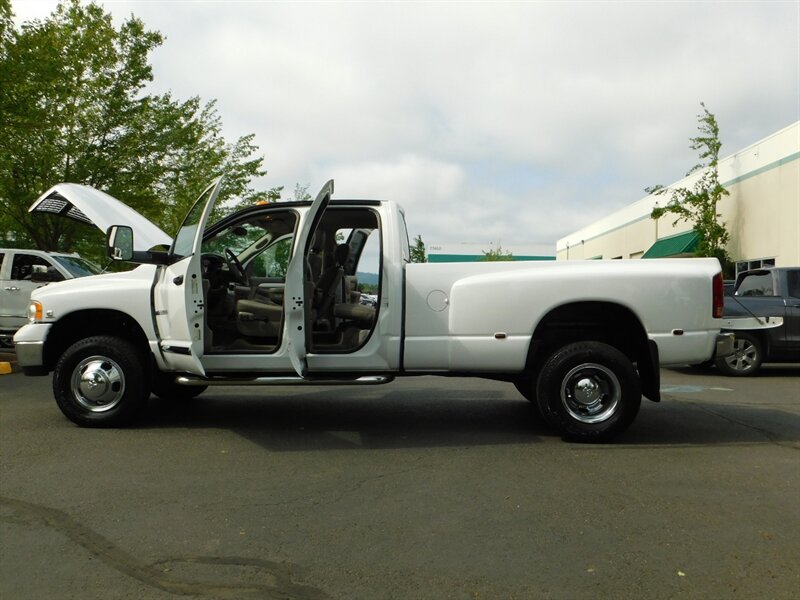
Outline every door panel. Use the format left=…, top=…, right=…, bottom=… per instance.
left=783, top=269, right=800, bottom=354
left=154, top=178, right=223, bottom=375
left=284, top=180, right=334, bottom=377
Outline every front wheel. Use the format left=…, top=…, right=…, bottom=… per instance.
left=714, top=331, right=763, bottom=376
left=53, top=336, right=148, bottom=427
left=536, top=341, right=641, bottom=443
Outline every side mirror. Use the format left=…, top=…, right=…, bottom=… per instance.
left=107, top=225, right=134, bottom=261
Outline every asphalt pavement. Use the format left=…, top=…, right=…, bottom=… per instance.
left=1, top=365, right=799, bottom=599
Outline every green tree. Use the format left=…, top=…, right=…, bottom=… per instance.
left=292, top=182, right=312, bottom=202
left=482, top=244, right=513, bottom=261
left=410, top=234, right=426, bottom=263
left=647, top=103, right=731, bottom=273
left=0, top=0, right=265, bottom=259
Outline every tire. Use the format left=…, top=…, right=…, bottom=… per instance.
left=535, top=341, right=641, bottom=443
left=150, top=372, right=207, bottom=401
left=53, top=336, right=148, bottom=427
left=714, top=331, right=763, bottom=376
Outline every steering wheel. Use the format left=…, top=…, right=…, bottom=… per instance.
left=224, top=248, right=249, bottom=286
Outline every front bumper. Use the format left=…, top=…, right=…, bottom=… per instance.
left=13, top=323, right=51, bottom=368
left=715, top=332, right=735, bottom=358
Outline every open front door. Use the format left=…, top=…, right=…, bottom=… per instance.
left=283, top=180, right=333, bottom=377
left=154, top=178, right=224, bottom=376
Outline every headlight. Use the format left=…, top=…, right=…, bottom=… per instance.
left=28, top=301, right=43, bottom=323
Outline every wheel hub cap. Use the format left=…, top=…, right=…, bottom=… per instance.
left=560, top=363, right=621, bottom=424
left=574, top=378, right=601, bottom=404
left=725, top=339, right=756, bottom=371
left=71, top=356, right=125, bottom=412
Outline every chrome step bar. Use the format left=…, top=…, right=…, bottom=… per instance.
left=175, top=374, right=394, bottom=387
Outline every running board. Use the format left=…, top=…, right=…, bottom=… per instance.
left=175, top=374, right=394, bottom=387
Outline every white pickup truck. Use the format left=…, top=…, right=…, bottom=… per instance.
left=14, top=179, right=733, bottom=442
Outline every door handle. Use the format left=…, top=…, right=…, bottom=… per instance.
left=4, top=286, right=20, bottom=291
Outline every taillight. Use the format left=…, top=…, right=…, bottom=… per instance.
left=712, top=273, right=724, bottom=318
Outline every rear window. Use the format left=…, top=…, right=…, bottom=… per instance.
left=736, top=272, right=775, bottom=297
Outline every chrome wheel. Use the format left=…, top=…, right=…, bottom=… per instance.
left=722, top=338, right=759, bottom=373
left=54, top=336, right=147, bottom=427
left=560, top=362, right=621, bottom=424
left=70, top=355, right=126, bottom=412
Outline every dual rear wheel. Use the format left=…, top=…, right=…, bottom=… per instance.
left=516, top=341, right=642, bottom=442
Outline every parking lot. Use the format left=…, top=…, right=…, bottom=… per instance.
left=1, top=364, right=798, bottom=599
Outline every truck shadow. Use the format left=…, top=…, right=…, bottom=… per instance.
left=620, top=398, right=800, bottom=448
left=145, top=389, right=547, bottom=451
left=142, top=384, right=800, bottom=451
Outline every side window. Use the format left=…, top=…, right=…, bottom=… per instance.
left=250, top=236, right=293, bottom=279
left=786, top=270, right=800, bottom=299
left=354, top=230, right=380, bottom=290
left=736, top=273, right=775, bottom=297
left=0, top=253, right=5, bottom=277
left=11, top=254, right=60, bottom=281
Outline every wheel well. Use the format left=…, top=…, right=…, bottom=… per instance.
left=43, top=309, right=151, bottom=372
left=528, top=301, right=659, bottom=401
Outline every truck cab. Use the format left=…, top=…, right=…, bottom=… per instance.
left=16, top=180, right=409, bottom=381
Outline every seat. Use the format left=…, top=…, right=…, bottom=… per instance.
left=312, top=243, right=350, bottom=326
left=306, top=231, right=326, bottom=286
left=333, top=302, right=375, bottom=323
left=335, top=274, right=376, bottom=324
left=235, top=296, right=282, bottom=338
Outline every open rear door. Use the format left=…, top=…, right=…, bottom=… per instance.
left=283, top=180, right=334, bottom=377
left=154, top=178, right=223, bottom=376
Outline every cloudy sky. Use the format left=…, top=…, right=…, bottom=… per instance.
left=12, top=1, right=800, bottom=251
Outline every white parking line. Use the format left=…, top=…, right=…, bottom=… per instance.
left=660, top=385, right=734, bottom=393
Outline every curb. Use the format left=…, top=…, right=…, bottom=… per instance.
left=0, top=352, right=17, bottom=375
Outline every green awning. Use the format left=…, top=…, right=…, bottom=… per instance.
left=642, top=231, right=699, bottom=258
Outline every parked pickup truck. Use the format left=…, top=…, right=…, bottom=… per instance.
left=1, top=248, right=100, bottom=345
left=714, top=267, right=800, bottom=376
left=14, top=179, right=733, bottom=442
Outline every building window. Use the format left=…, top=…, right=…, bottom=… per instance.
left=735, top=257, right=775, bottom=277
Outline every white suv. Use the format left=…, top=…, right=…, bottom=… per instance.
left=0, top=249, right=100, bottom=345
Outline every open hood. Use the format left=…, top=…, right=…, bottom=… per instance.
left=30, top=183, right=172, bottom=251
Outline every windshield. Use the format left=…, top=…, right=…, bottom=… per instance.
left=52, top=255, right=102, bottom=277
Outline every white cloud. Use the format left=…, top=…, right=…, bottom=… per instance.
left=10, top=0, right=800, bottom=249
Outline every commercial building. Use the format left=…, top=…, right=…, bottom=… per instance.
left=556, top=122, right=799, bottom=275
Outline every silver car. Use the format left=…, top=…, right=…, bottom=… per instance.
left=0, top=248, right=100, bottom=345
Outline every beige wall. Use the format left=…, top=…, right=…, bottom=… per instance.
left=557, top=122, right=800, bottom=267
left=723, top=157, right=800, bottom=267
